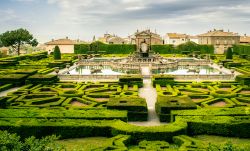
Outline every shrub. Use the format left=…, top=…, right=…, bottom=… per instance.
left=74, top=44, right=90, bottom=54
left=152, top=75, right=175, bottom=87
left=107, top=97, right=148, bottom=121
left=0, top=108, right=128, bottom=122
left=6, top=69, right=38, bottom=76
left=53, top=45, right=61, bottom=60
left=0, top=131, right=63, bottom=151
left=151, top=45, right=174, bottom=54
left=26, top=74, right=59, bottom=85
left=173, top=135, right=205, bottom=150
left=226, top=47, right=233, bottom=59
left=137, top=140, right=170, bottom=150
left=74, top=42, right=136, bottom=54
left=119, top=75, right=143, bottom=88
left=0, top=84, right=13, bottom=92
left=171, top=107, right=249, bottom=122
left=48, top=61, right=66, bottom=68
left=155, top=96, right=197, bottom=122
left=0, top=74, right=29, bottom=86
left=175, top=116, right=250, bottom=138
left=210, top=90, right=236, bottom=98
left=233, top=44, right=250, bottom=55
left=236, top=75, right=250, bottom=85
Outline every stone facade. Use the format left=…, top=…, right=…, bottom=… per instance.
left=240, top=34, right=250, bottom=44
left=45, top=37, right=86, bottom=54
left=164, top=33, right=189, bottom=46
left=198, top=29, right=240, bottom=54
left=129, top=29, right=163, bottom=45
left=98, top=34, right=127, bottom=44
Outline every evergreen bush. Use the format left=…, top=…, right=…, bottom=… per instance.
left=226, top=47, right=233, bottom=59
left=53, top=45, right=61, bottom=60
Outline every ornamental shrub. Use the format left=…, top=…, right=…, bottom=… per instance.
left=53, top=45, right=61, bottom=60
left=233, top=44, right=250, bottom=55
left=74, top=42, right=136, bottom=54
left=151, top=44, right=175, bottom=54
left=0, top=130, right=63, bottom=151
left=226, top=47, right=233, bottom=59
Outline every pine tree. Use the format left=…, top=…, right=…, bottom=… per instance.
left=54, top=45, right=61, bottom=60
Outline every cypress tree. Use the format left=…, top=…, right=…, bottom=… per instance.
left=54, top=45, right=61, bottom=60
left=226, top=47, right=233, bottom=59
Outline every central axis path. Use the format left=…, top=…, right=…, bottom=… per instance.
left=129, top=66, right=165, bottom=126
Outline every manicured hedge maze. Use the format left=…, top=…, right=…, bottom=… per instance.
left=0, top=81, right=146, bottom=121
left=0, top=53, right=250, bottom=149
left=154, top=80, right=250, bottom=140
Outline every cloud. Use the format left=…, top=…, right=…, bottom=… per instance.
left=46, top=0, right=250, bottom=24
left=15, top=0, right=35, bottom=2
left=1, top=0, right=250, bottom=42
left=0, top=9, right=17, bottom=23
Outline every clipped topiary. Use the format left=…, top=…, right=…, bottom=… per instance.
left=226, top=47, right=233, bottom=59
left=53, top=45, right=61, bottom=60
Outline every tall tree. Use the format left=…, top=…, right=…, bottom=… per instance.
left=0, top=28, right=38, bottom=55
left=226, top=47, right=233, bottom=59
left=53, top=45, right=61, bottom=60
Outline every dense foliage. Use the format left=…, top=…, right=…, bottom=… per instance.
left=74, top=41, right=214, bottom=54
left=226, top=47, right=233, bottom=59
left=151, top=44, right=174, bottom=54
left=53, top=45, right=61, bottom=60
left=0, top=28, right=38, bottom=55
left=233, top=44, right=250, bottom=55
left=74, top=41, right=136, bottom=54
left=176, top=41, right=214, bottom=54
left=0, top=131, right=63, bottom=151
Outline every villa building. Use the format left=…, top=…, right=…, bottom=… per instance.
left=98, top=34, right=127, bottom=44
left=164, top=33, right=189, bottom=46
left=240, top=34, right=250, bottom=44
left=129, top=29, right=163, bottom=45
left=198, top=29, right=240, bottom=54
left=188, top=35, right=199, bottom=44
left=45, top=37, right=86, bottom=54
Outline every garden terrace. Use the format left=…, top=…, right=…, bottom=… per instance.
left=0, top=52, right=250, bottom=150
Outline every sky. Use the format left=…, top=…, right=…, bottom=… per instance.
left=0, top=0, right=250, bottom=43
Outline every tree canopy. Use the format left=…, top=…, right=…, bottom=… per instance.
left=0, top=28, right=38, bottom=55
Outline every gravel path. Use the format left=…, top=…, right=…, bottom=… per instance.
left=129, top=79, right=166, bottom=126
left=0, top=87, right=20, bottom=97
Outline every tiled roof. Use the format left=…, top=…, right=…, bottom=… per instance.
left=198, top=30, right=239, bottom=37
left=166, top=33, right=188, bottom=39
left=240, top=36, right=250, bottom=43
left=107, top=36, right=125, bottom=43
left=188, top=35, right=198, bottom=39
left=45, top=38, right=76, bottom=45
left=45, top=38, right=88, bottom=45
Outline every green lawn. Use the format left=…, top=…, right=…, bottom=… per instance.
left=194, top=135, right=250, bottom=149
left=57, top=137, right=112, bottom=151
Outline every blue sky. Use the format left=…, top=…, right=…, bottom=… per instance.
left=1, top=0, right=250, bottom=43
